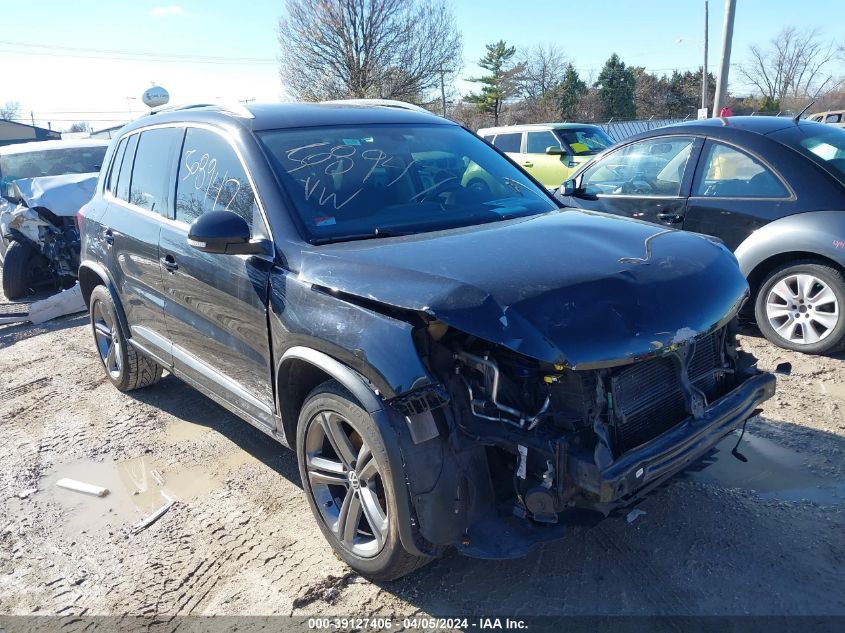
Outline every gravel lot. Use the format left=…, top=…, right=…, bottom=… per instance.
left=1, top=289, right=844, bottom=620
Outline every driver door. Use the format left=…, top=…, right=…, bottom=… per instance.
left=562, top=135, right=703, bottom=227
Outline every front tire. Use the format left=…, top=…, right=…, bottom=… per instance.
left=754, top=259, right=845, bottom=354
left=296, top=380, right=429, bottom=580
left=89, top=285, right=163, bottom=391
left=1, top=241, right=50, bottom=300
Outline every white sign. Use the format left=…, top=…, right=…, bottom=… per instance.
left=697, top=107, right=709, bottom=120
left=142, top=86, right=170, bottom=108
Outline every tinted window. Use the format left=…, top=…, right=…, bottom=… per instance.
left=581, top=136, right=694, bottom=196
left=106, top=138, right=127, bottom=194
left=492, top=133, right=521, bottom=153
left=129, top=128, right=181, bottom=214
left=115, top=134, right=139, bottom=202
left=526, top=131, right=561, bottom=154
left=176, top=128, right=257, bottom=228
left=694, top=143, right=788, bottom=198
left=258, top=124, right=557, bottom=243
left=825, top=114, right=842, bottom=124
left=770, top=124, right=845, bottom=184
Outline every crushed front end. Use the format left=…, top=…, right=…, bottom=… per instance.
left=393, top=318, right=775, bottom=558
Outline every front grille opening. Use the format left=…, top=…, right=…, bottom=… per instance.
left=610, top=329, right=728, bottom=455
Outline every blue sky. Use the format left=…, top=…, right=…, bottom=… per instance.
left=1, top=0, right=840, bottom=131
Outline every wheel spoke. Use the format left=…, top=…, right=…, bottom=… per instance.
left=775, top=318, right=799, bottom=340
left=319, top=412, right=357, bottom=468
left=357, top=445, right=379, bottom=482
left=94, top=322, right=111, bottom=340
left=359, top=487, right=387, bottom=546
left=810, top=311, right=839, bottom=330
left=336, top=488, right=362, bottom=546
left=770, top=279, right=796, bottom=303
left=796, top=274, right=816, bottom=301
left=765, top=304, right=792, bottom=320
left=810, top=285, right=836, bottom=308
left=307, top=455, right=347, bottom=487
left=106, top=341, right=117, bottom=371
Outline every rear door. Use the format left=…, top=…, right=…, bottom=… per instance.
left=102, top=127, right=182, bottom=364
left=158, top=126, right=275, bottom=427
left=491, top=131, right=525, bottom=168
left=683, top=139, right=795, bottom=250
left=563, top=135, right=701, bottom=226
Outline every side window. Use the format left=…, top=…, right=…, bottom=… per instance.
left=526, top=131, right=561, bottom=154
left=106, top=137, right=127, bottom=194
left=580, top=136, right=695, bottom=197
left=175, top=128, right=258, bottom=228
left=129, top=128, right=182, bottom=214
left=825, top=113, right=842, bottom=124
left=492, top=133, right=522, bottom=153
left=694, top=142, right=788, bottom=198
left=115, top=134, right=139, bottom=203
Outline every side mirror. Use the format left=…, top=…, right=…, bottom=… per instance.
left=187, top=211, right=270, bottom=256
left=559, top=178, right=577, bottom=196
left=545, top=146, right=565, bottom=156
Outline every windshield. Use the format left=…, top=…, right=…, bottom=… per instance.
left=555, top=128, right=615, bottom=156
left=771, top=124, right=845, bottom=183
left=0, top=146, right=107, bottom=190
left=258, top=123, right=558, bottom=243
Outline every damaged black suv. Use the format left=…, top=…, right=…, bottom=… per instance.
left=79, top=102, right=775, bottom=580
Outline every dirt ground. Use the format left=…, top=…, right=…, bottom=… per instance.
left=1, top=289, right=844, bottom=621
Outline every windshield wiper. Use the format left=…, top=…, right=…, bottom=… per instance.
left=311, top=228, right=412, bottom=245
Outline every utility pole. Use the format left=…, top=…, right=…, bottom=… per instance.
left=701, top=0, right=709, bottom=111
left=439, top=66, right=447, bottom=117
left=712, top=0, right=736, bottom=117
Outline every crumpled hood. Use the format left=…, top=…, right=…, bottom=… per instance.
left=298, top=210, right=749, bottom=368
left=12, top=173, right=98, bottom=217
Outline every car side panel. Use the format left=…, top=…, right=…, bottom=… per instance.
left=733, top=210, right=845, bottom=277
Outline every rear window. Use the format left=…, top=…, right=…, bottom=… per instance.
left=128, top=128, right=183, bottom=214
left=772, top=124, right=845, bottom=184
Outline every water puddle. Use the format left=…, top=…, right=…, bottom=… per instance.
left=37, top=449, right=262, bottom=535
left=688, top=433, right=845, bottom=506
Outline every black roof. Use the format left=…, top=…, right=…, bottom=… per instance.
left=120, top=102, right=451, bottom=136
left=654, top=116, right=811, bottom=136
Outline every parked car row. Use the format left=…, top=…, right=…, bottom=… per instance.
left=6, top=102, right=839, bottom=580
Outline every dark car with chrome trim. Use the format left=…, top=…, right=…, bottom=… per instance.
left=557, top=116, right=845, bottom=354
left=78, top=102, right=775, bottom=580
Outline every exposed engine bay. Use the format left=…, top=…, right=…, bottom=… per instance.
left=388, top=314, right=772, bottom=555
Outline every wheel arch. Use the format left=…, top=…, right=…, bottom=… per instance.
left=276, top=345, right=427, bottom=558
left=745, top=251, right=845, bottom=302
left=78, top=261, right=131, bottom=340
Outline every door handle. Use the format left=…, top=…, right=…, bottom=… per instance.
left=522, top=161, right=534, bottom=167
left=104, top=229, right=114, bottom=245
left=160, top=254, right=178, bottom=273
left=657, top=212, right=684, bottom=224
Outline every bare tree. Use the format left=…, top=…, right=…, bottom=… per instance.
left=0, top=101, right=21, bottom=121
left=67, top=121, right=92, bottom=133
left=278, top=0, right=462, bottom=102
left=519, top=44, right=568, bottom=103
left=739, top=27, right=836, bottom=108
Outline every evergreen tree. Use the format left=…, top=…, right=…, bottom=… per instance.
left=544, top=63, right=587, bottom=120
left=595, top=53, right=636, bottom=120
left=466, top=41, right=525, bottom=125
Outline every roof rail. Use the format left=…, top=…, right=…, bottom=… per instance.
left=319, top=98, right=432, bottom=115
left=147, top=102, right=255, bottom=119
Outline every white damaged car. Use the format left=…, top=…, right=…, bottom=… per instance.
left=0, top=140, right=106, bottom=299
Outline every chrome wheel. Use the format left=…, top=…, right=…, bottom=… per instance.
left=91, top=299, right=122, bottom=379
left=304, top=410, right=389, bottom=558
left=765, top=273, right=840, bottom=345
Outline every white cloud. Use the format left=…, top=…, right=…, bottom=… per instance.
left=151, top=5, right=188, bottom=18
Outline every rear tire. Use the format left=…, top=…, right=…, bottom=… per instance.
left=1, top=241, right=49, bottom=300
left=296, top=380, right=429, bottom=580
left=754, top=259, right=845, bottom=354
left=89, top=285, right=163, bottom=391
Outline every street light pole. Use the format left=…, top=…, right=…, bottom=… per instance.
left=702, top=0, right=709, bottom=112
left=712, top=0, right=736, bottom=117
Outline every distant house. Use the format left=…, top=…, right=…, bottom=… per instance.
left=90, top=124, right=126, bottom=140
left=0, top=119, right=61, bottom=147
